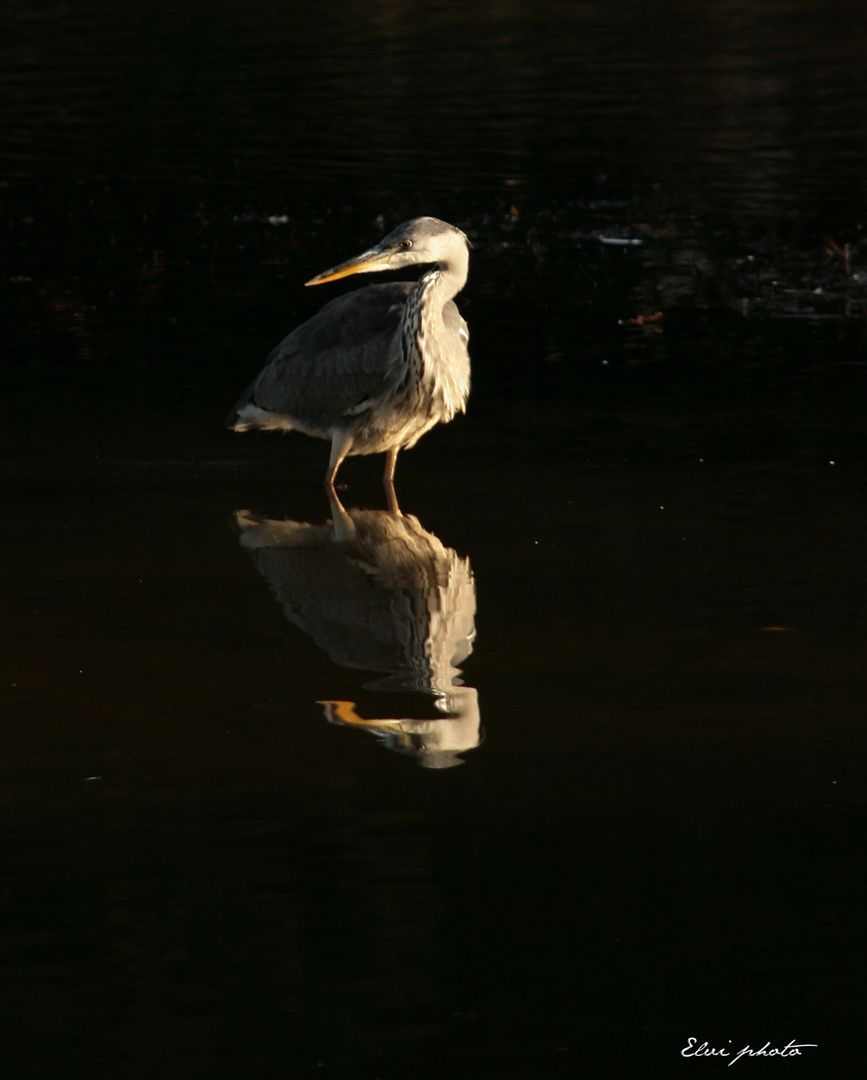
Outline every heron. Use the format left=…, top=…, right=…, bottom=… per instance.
left=226, top=216, right=471, bottom=487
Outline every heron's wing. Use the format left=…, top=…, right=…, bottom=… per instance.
left=239, top=282, right=411, bottom=420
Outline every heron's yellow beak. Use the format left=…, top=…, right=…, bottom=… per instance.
left=305, top=244, right=394, bottom=286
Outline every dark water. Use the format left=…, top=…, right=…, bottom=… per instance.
left=2, top=2, right=866, bottom=1077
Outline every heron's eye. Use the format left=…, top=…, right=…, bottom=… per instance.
left=400, top=239, right=413, bottom=250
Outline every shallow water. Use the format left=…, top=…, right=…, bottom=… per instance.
left=2, top=2, right=866, bottom=1077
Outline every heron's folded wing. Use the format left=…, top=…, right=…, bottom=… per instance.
left=242, top=283, right=411, bottom=420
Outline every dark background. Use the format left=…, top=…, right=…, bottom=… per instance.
left=2, top=2, right=866, bottom=1077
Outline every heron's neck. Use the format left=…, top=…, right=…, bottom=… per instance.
left=434, top=246, right=469, bottom=305
left=407, top=249, right=468, bottom=331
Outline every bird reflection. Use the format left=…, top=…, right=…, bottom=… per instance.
left=233, top=490, right=480, bottom=767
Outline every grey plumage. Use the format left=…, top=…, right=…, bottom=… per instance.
left=226, top=217, right=471, bottom=485
left=229, top=283, right=411, bottom=423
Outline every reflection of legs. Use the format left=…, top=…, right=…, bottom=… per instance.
left=325, top=429, right=353, bottom=486
left=324, top=485, right=356, bottom=542
left=384, top=479, right=401, bottom=516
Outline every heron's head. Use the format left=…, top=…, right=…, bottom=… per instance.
left=306, top=217, right=470, bottom=286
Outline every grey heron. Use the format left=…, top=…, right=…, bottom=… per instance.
left=226, top=216, right=471, bottom=487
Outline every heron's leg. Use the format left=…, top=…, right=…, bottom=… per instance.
left=383, top=447, right=399, bottom=483
left=325, top=430, right=354, bottom=487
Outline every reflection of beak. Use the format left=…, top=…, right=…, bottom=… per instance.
left=306, top=244, right=396, bottom=286
left=318, top=699, right=381, bottom=726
